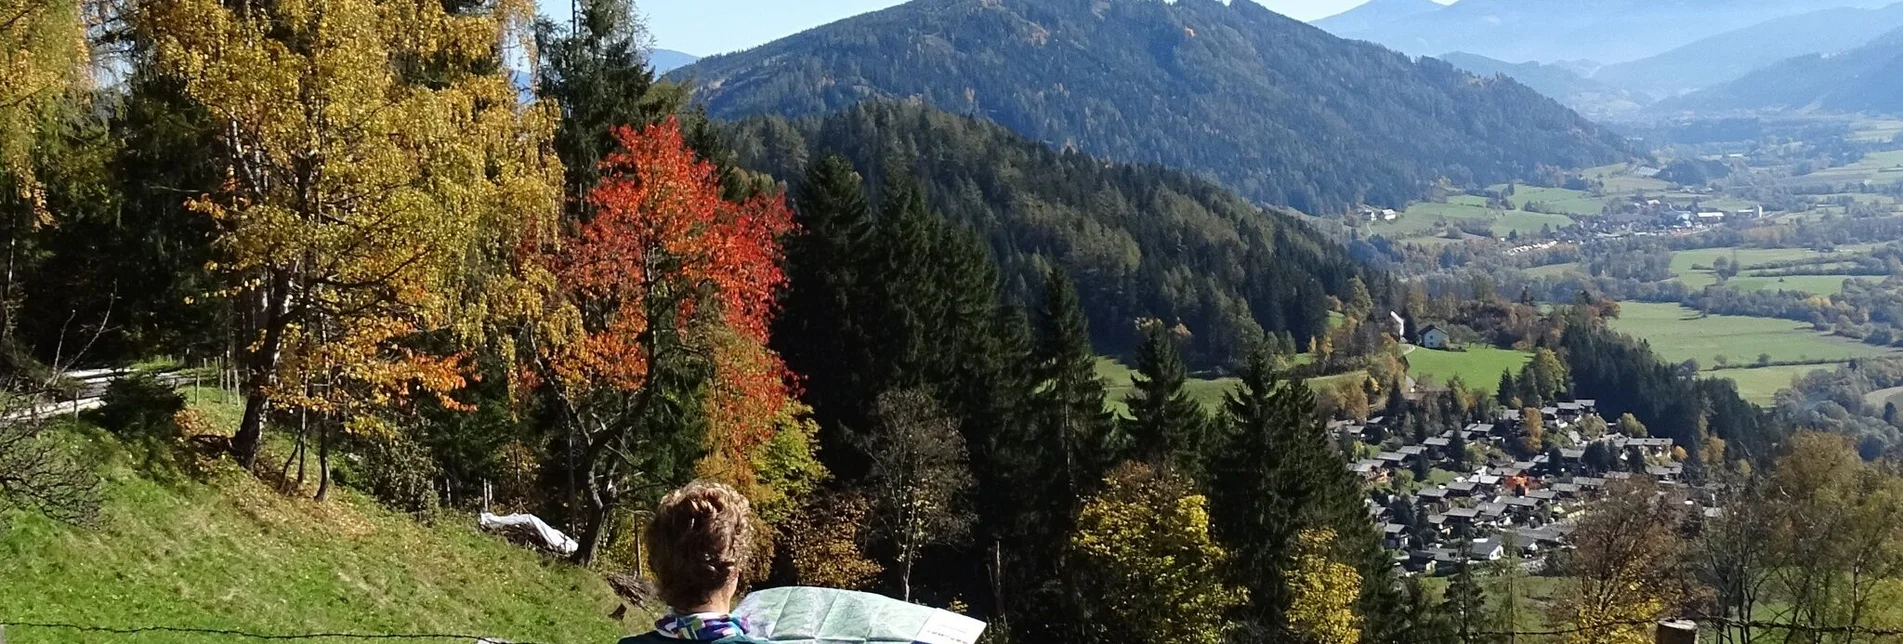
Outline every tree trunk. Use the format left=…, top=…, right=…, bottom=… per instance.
left=232, top=272, right=291, bottom=468
left=313, top=419, right=331, bottom=501
left=573, top=494, right=611, bottom=566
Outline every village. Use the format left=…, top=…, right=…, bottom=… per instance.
left=1333, top=397, right=1699, bottom=577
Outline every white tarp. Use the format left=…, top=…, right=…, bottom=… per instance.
left=736, top=587, right=986, bottom=644
left=478, top=512, right=579, bottom=556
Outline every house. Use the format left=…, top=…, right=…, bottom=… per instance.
left=1469, top=539, right=1505, bottom=561
left=1420, top=325, right=1451, bottom=349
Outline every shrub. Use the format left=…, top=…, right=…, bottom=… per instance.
left=345, top=431, right=441, bottom=519
left=90, top=372, right=185, bottom=440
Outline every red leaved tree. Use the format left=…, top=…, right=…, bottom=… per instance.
left=525, top=118, right=795, bottom=564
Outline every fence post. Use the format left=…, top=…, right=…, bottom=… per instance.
left=1657, top=619, right=1697, bottom=644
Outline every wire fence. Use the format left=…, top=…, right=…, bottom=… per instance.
left=0, top=620, right=545, bottom=643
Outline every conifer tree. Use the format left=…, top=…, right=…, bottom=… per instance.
left=1124, top=324, right=1211, bottom=473
left=1442, top=556, right=1489, bottom=643
left=1033, top=268, right=1115, bottom=504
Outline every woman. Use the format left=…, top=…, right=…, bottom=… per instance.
left=619, top=481, right=767, bottom=644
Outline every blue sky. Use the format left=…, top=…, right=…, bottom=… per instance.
left=536, top=0, right=1392, bottom=57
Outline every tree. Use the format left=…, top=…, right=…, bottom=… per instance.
left=536, top=0, right=677, bottom=223
left=0, top=382, right=101, bottom=527
left=1032, top=268, right=1115, bottom=510
left=1616, top=413, right=1649, bottom=438
left=863, top=389, right=976, bottom=602
left=1069, top=462, right=1245, bottom=644
left=138, top=0, right=564, bottom=469
left=525, top=120, right=794, bottom=563
left=1496, top=371, right=1518, bottom=409
left=779, top=491, right=883, bottom=590
left=1442, top=557, right=1488, bottom=643
left=1123, top=324, right=1211, bottom=473
left=1286, top=529, right=1362, bottom=644
left=0, top=0, right=86, bottom=357
left=1556, top=479, right=1690, bottom=644
left=1516, top=407, right=1545, bottom=456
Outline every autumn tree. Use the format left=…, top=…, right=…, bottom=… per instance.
left=862, top=388, right=975, bottom=601
left=1616, top=413, right=1648, bottom=438
left=1286, top=529, right=1362, bottom=644
left=0, top=0, right=86, bottom=356
left=525, top=119, right=794, bottom=564
left=1069, top=462, right=1244, bottom=644
left=137, top=0, right=564, bottom=470
left=1555, top=479, right=1692, bottom=644
left=1516, top=407, right=1545, bottom=456
left=778, top=490, right=883, bottom=590
left=1757, top=433, right=1903, bottom=639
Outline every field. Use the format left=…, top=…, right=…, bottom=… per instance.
left=1668, top=246, right=1871, bottom=290
left=1507, top=186, right=1607, bottom=217
left=1405, top=347, right=1533, bottom=392
left=1525, top=262, right=1579, bottom=278
left=1609, top=302, right=1897, bottom=402
left=1787, top=150, right=1903, bottom=186
left=1865, top=385, right=1903, bottom=409
left=1371, top=198, right=1575, bottom=240
left=1097, top=358, right=1238, bottom=415
left=1584, top=163, right=1671, bottom=194
left=0, top=410, right=635, bottom=643
left=1724, top=274, right=1857, bottom=296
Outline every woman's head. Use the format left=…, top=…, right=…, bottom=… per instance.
left=647, top=480, right=756, bottom=612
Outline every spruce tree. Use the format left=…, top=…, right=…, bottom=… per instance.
left=1033, top=267, right=1115, bottom=502
left=1442, top=556, right=1488, bottom=643
left=1123, top=324, right=1210, bottom=474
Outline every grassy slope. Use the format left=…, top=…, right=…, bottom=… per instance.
left=1405, top=347, right=1533, bottom=393
left=1669, top=246, right=1874, bottom=290
left=0, top=395, right=635, bottom=644
left=1609, top=302, right=1898, bottom=402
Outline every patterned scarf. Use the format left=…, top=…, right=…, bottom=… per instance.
left=654, top=612, right=748, bottom=641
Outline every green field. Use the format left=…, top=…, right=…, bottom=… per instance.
left=1714, top=363, right=1843, bottom=404
left=1611, top=302, right=1894, bottom=365
left=1371, top=199, right=1576, bottom=240
left=1789, top=150, right=1903, bottom=186
left=1865, top=385, right=1903, bottom=409
left=1405, top=346, right=1533, bottom=392
left=1097, top=358, right=1238, bottom=415
left=0, top=419, right=635, bottom=643
left=1725, top=274, right=1857, bottom=296
left=1525, top=262, right=1579, bottom=278
left=1508, top=186, right=1606, bottom=217
left=1669, top=247, right=1869, bottom=290
left=1585, top=163, right=1672, bottom=194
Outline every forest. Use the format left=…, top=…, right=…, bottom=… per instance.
left=669, top=0, right=1635, bottom=213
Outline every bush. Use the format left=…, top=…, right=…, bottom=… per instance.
left=344, top=431, right=441, bottom=519
left=90, top=372, right=186, bottom=440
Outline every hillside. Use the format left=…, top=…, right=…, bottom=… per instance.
left=1595, top=2, right=1903, bottom=98
left=672, top=0, right=1631, bottom=213
left=1662, top=28, right=1903, bottom=115
left=1324, top=0, right=1885, bottom=64
left=0, top=407, right=636, bottom=644
left=1436, top=52, right=1650, bottom=120
left=726, top=102, right=1382, bottom=363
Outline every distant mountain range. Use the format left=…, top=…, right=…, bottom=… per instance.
left=1595, top=3, right=1903, bottom=98
left=1317, top=0, right=1890, bottom=65
left=649, top=49, right=699, bottom=75
left=1662, top=27, right=1903, bottom=115
left=668, top=0, right=1631, bottom=212
left=1435, top=53, right=1649, bottom=120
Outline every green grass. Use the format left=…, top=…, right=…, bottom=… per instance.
left=1865, top=385, right=1903, bottom=409
left=1509, top=186, right=1605, bottom=217
left=0, top=417, right=636, bottom=643
left=1097, top=358, right=1237, bottom=415
left=1611, top=302, right=1895, bottom=366
left=1725, top=274, right=1858, bottom=296
left=1490, top=212, right=1574, bottom=237
left=1669, top=247, right=1868, bottom=289
left=1789, top=150, right=1903, bottom=186
left=1405, top=347, right=1532, bottom=392
left=1525, top=262, right=1579, bottom=278
left=1372, top=199, right=1578, bottom=241
left=1715, top=363, right=1844, bottom=404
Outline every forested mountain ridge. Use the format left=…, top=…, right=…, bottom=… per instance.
left=1661, top=27, right=1903, bottom=115
left=670, top=0, right=1632, bottom=213
left=724, top=102, right=1385, bottom=365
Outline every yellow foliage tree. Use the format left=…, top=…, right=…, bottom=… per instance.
left=1070, top=462, right=1245, bottom=644
left=0, top=0, right=87, bottom=341
left=779, top=491, right=883, bottom=591
left=1558, top=479, right=1688, bottom=644
left=1286, top=528, right=1362, bottom=644
left=136, top=0, right=563, bottom=472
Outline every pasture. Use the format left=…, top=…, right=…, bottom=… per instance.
left=1372, top=198, right=1578, bottom=240
left=1787, top=150, right=1903, bottom=186
left=1610, top=302, right=1894, bottom=366
left=1712, top=363, right=1844, bottom=404
left=1508, top=186, right=1607, bottom=217
left=1405, top=346, right=1533, bottom=393
left=1669, top=246, right=1868, bottom=289
left=1724, top=274, right=1857, bottom=296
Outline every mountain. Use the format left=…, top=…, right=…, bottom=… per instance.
left=1596, top=3, right=1903, bottom=98
left=670, top=0, right=1631, bottom=213
left=1436, top=52, right=1650, bottom=120
left=725, top=102, right=1384, bottom=364
left=1323, top=0, right=1887, bottom=65
left=1312, top=0, right=1445, bottom=35
left=1662, top=27, right=1903, bottom=115
left=648, top=48, right=699, bottom=75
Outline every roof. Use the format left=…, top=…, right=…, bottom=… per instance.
left=1425, top=437, right=1451, bottom=447
left=1399, top=445, right=1427, bottom=456
left=1445, top=508, right=1480, bottom=519
left=1419, top=487, right=1449, bottom=499
left=1421, top=325, right=1447, bottom=335
left=1469, top=539, right=1503, bottom=557
left=1383, top=523, right=1408, bottom=534
left=1377, top=452, right=1406, bottom=462
left=1576, top=399, right=1597, bottom=407
left=1559, top=448, right=1585, bottom=459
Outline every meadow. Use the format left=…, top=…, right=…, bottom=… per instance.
left=1669, top=246, right=1872, bottom=290
left=1373, top=198, right=1575, bottom=240
left=1505, top=186, right=1607, bottom=217
left=1405, top=346, right=1533, bottom=392
left=1786, top=150, right=1903, bottom=186
left=1609, top=302, right=1897, bottom=402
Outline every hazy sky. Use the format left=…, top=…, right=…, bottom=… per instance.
left=536, top=0, right=1397, bottom=57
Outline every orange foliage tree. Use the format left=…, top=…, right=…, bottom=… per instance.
left=524, top=118, right=796, bottom=564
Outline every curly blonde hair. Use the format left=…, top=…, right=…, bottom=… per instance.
left=647, top=480, right=756, bottom=610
